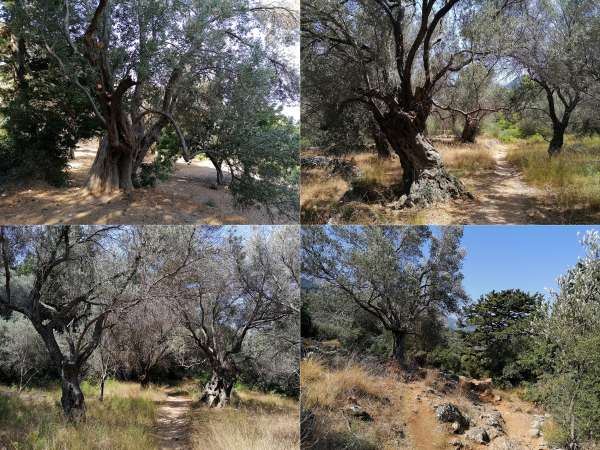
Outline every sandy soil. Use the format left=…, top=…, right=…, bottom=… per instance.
left=417, top=141, right=559, bottom=224
left=0, top=140, right=284, bottom=224
left=154, top=390, right=193, bottom=450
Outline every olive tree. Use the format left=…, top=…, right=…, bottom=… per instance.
left=537, top=231, right=600, bottom=447
left=511, top=0, right=598, bottom=155
left=302, top=226, right=467, bottom=365
left=433, top=62, right=508, bottom=142
left=13, top=0, right=297, bottom=193
left=162, top=226, right=299, bottom=407
left=0, top=225, right=140, bottom=421
left=302, top=0, right=513, bottom=206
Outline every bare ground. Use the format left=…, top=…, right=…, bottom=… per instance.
left=153, top=390, right=193, bottom=450
left=0, top=140, right=284, bottom=224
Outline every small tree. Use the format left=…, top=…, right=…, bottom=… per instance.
left=512, top=0, right=597, bottom=155
left=433, top=63, right=508, bottom=143
left=0, top=225, right=140, bottom=421
left=302, top=226, right=468, bottom=366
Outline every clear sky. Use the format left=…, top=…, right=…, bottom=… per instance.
left=460, top=225, right=595, bottom=301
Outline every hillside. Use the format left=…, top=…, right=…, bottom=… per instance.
left=301, top=341, right=552, bottom=450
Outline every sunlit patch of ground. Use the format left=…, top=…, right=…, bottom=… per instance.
left=0, top=139, right=288, bottom=225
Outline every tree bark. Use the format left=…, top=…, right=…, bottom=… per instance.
left=207, top=153, right=225, bottom=185
left=372, top=127, right=392, bottom=158
left=99, top=373, right=107, bottom=402
left=140, top=373, right=150, bottom=389
left=392, top=331, right=407, bottom=367
left=86, top=135, right=136, bottom=194
left=201, top=370, right=235, bottom=408
left=61, top=362, right=86, bottom=422
left=548, top=124, right=566, bottom=157
left=378, top=111, right=467, bottom=207
left=460, top=117, right=479, bottom=143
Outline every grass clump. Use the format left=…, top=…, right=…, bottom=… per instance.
left=192, top=389, right=299, bottom=450
left=438, top=140, right=497, bottom=176
left=507, top=134, right=600, bottom=209
left=300, top=360, right=386, bottom=410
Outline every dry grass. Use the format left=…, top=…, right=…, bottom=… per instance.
left=300, top=139, right=497, bottom=224
left=506, top=135, right=600, bottom=210
left=437, top=139, right=497, bottom=175
left=191, top=389, right=299, bottom=450
left=0, top=381, right=160, bottom=450
left=300, top=359, right=388, bottom=410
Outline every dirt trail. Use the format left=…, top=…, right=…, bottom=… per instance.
left=154, top=391, right=193, bottom=450
left=0, top=139, right=281, bottom=224
left=403, top=382, right=449, bottom=449
left=400, top=379, right=546, bottom=450
left=421, top=140, right=558, bottom=224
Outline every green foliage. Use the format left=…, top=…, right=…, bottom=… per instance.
left=488, top=117, right=523, bottom=143
left=181, top=62, right=299, bottom=217
left=531, top=232, right=600, bottom=445
left=0, top=4, right=98, bottom=186
left=462, top=289, right=544, bottom=385
left=134, top=130, right=180, bottom=187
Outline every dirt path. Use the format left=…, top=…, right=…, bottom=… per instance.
left=403, top=382, right=449, bottom=450
left=154, top=391, right=193, bottom=450
left=493, top=394, right=546, bottom=450
left=0, top=139, right=283, bottom=224
left=420, top=140, right=558, bottom=224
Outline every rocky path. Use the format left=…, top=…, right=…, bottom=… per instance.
left=421, top=140, right=557, bottom=224
left=154, top=391, right=193, bottom=450
left=401, top=376, right=549, bottom=450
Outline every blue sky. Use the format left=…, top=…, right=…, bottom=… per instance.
left=460, top=225, right=595, bottom=301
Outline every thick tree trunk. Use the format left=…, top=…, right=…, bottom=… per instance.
left=460, top=117, right=479, bottom=143
left=379, top=111, right=467, bottom=207
left=548, top=124, right=566, bottom=156
left=86, top=135, right=135, bottom=194
left=201, top=371, right=235, bottom=408
left=61, top=362, right=86, bottom=422
left=392, top=331, right=407, bottom=367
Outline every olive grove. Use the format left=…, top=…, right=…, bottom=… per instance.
left=0, top=225, right=299, bottom=421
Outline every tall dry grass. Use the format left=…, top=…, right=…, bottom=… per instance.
left=506, top=135, right=600, bottom=209
left=191, top=389, right=299, bottom=450
left=437, top=140, right=497, bottom=175
left=300, top=359, right=388, bottom=410
left=0, top=381, right=160, bottom=450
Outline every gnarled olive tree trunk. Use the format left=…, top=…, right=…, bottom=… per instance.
left=207, top=152, right=225, bottom=185
left=86, top=135, right=136, bottom=193
left=61, top=362, right=86, bottom=422
left=200, top=364, right=237, bottom=408
left=378, top=110, right=466, bottom=207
